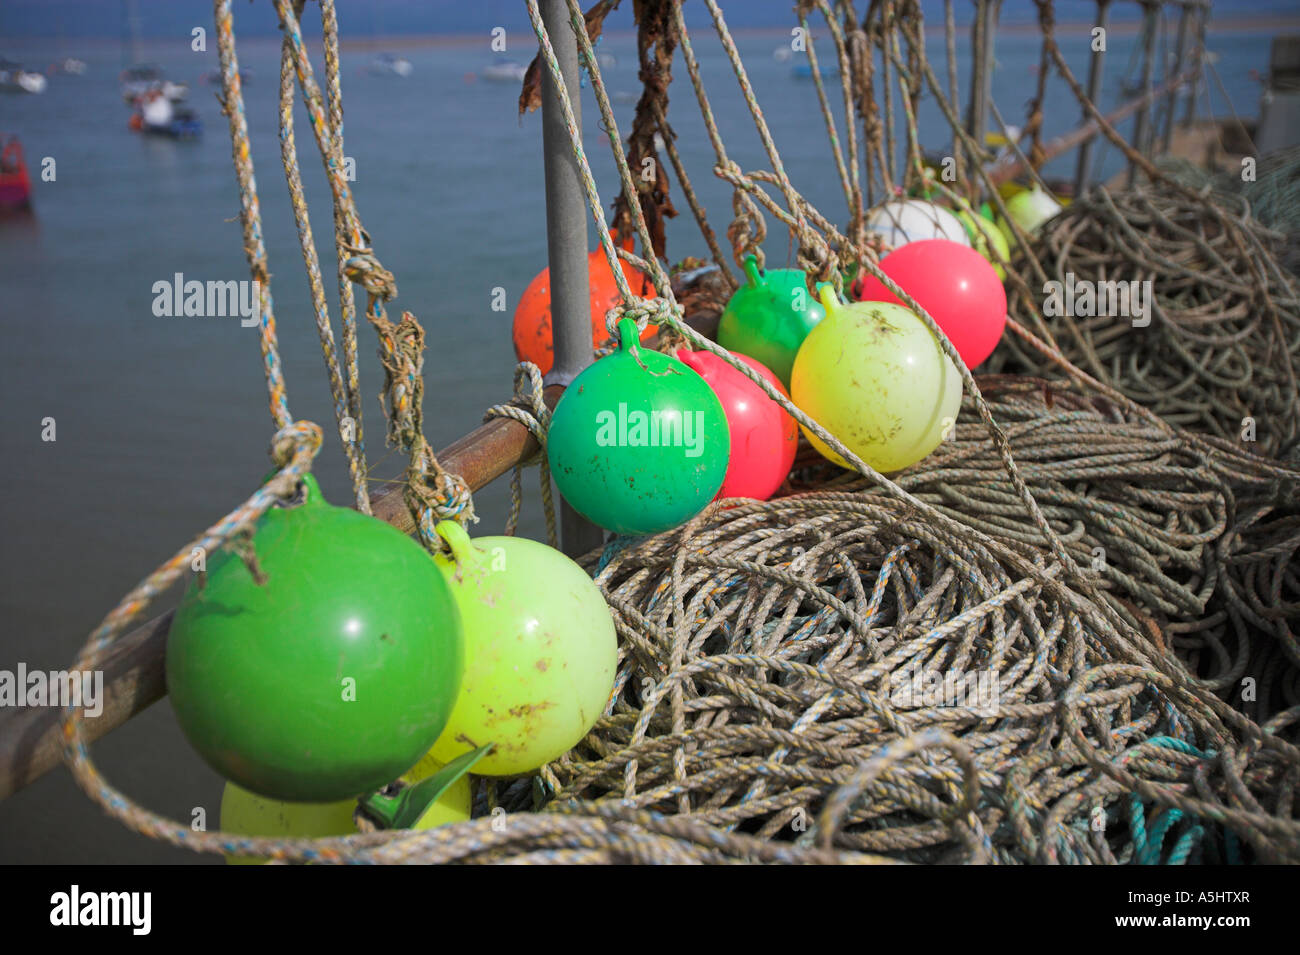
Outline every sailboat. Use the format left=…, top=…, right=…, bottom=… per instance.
left=119, top=0, right=188, bottom=105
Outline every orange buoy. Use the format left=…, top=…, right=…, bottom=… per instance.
left=512, top=238, right=656, bottom=375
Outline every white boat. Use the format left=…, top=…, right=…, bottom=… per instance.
left=120, top=64, right=187, bottom=104
left=482, top=58, right=528, bottom=83
left=369, top=53, right=412, bottom=77
left=0, top=61, right=47, bottom=94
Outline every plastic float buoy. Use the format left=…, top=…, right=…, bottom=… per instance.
left=427, top=522, right=618, bottom=776
left=167, top=474, right=463, bottom=803
left=853, top=239, right=1007, bottom=368
left=675, top=348, right=797, bottom=502
left=547, top=317, right=730, bottom=535
left=512, top=239, right=656, bottom=375
left=791, top=286, right=962, bottom=473
left=716, top=253, right=824, bottom=388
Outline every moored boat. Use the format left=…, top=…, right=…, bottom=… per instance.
left=482, top=58, right=528, bottom=83
left=0, top=60, right=47, bottom=94
left=129, top=90, right=202, bottom=139
left=120, top=64, right=187, bottom=104
left=369, top=53, right=412, bottom=77
left=0, top=135, right=33, bottom=210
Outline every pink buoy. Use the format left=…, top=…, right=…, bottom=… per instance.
left=676, top=348, right=797, bottom=502
left=853, top=238, right=1007, bottom=368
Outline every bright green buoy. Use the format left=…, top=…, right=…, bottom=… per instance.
left=167, top=474, right=464, bottom=803
left=547, top=317, right=730, bottom=535
left=716, top=254, right=824, bottom=388
left=428, top=522, right=617, bottom=776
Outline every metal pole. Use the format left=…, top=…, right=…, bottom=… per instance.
left=1128, top=1, right=1159, bottom=187
left=1074, top=0, right=1111, bottom=196
left=1160, top=2, right=1192, bottom=153
left=966, top=0, right=989, bottom=150
left=984, top=0, right=1002, bottom=120
left=539, top=0, right=604, bottom=558
left=970, top=0, right=1001, bottom=163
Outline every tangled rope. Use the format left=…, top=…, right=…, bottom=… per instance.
left=790, top=376, right=1299, bottom=723
left=998, top=179, right=1300, bottom=461
left=470, top=484, right=1299, bottom=864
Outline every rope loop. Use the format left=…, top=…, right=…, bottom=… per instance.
left=485, top=361, right=551, bottom=454
left=484, top=362, right=559, bottom=545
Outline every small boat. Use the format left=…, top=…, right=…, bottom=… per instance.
left=130, top=112, right=203, bottom=139
left=0, top=135, right=33, bottom=210
left=130, top=91, right=202, bottom=139
left=369, top=53, right=412, bottom=77
left=120, top=64, right=187, bottom=104
left=141, top=112, right=202, bottom=139
left=52, top=58, right=87, bottom=75
left=482, top=58, right=527, bottom=83
left=0, top=60, right=47, bottom=94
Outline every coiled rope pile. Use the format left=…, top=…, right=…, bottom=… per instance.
left=998, top=179, right=1300, bottom=460
left=53, top=0, right=1300, bottom=864
left=990, top=172, right=1300, bottom=740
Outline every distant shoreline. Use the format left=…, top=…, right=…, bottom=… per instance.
left=6, top=17, right=1297, bottom=49
left=341, top=17, right=1300, bottom=49
left=338, top=17, right=1300, bottom=49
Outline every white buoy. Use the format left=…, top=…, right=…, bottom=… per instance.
left=865, top=200, right=972, bottom=249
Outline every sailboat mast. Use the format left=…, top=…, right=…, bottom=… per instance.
left=123, top=0, right=143, bottom=69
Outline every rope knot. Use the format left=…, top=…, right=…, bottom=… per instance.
left=796, top=231, right=835, bottom=287
left=268, top=420, right=323, bottom=471
left=605, top=295, right=682, bottom=341
left=721, top=175, right=767, bottom=271
left=371, top=310, right=426, bottom=450
left=405, top=439, right=478, bottom=551
left=343, top=249, right=397, bottom=301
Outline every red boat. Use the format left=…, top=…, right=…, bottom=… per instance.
left=0, top=136, right=32, bottom=211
